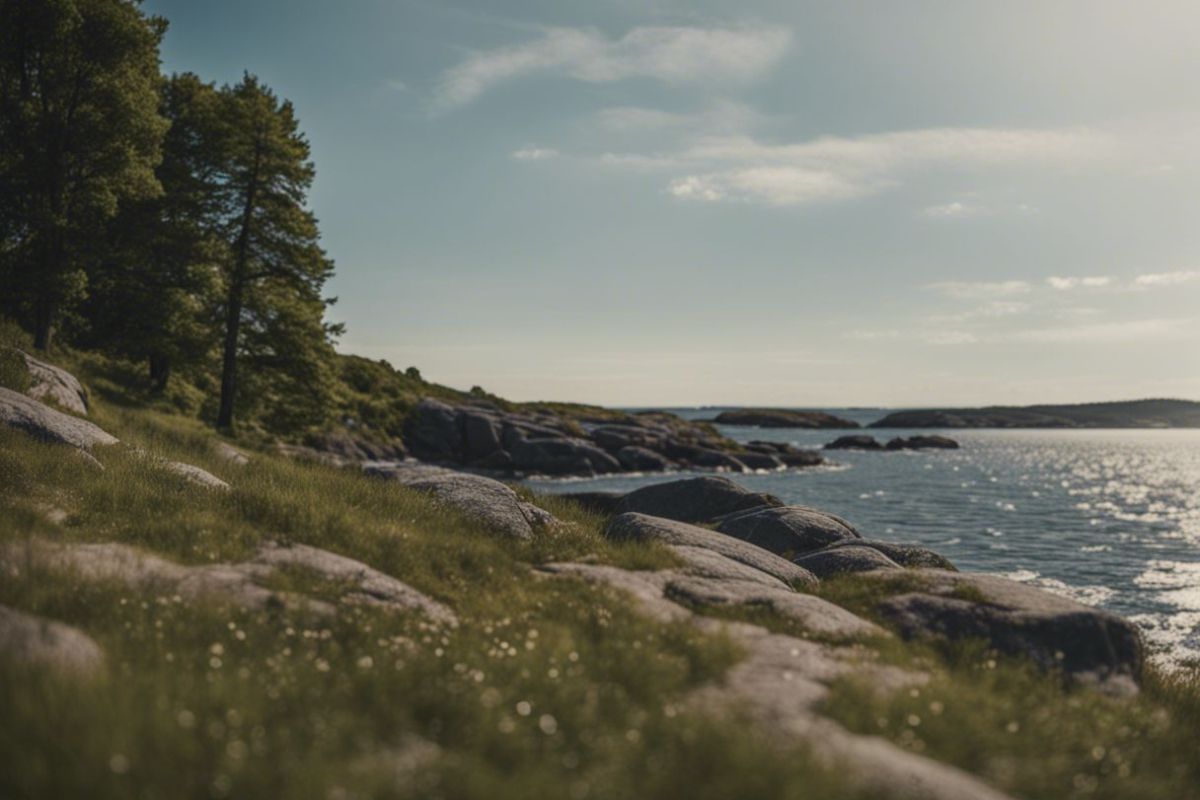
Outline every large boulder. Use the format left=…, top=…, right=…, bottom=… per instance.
left=374, top=466, right=557, bottom=539
left=614, top=476, right=781, bottom=523
left=825, top=435, right=883, bottom=451
left=402, top=399, right=463, bottom=460
left=777, top=448, right=825, bottom=468
left=0, top=387, right=118, bottom=451
left=825, top=539, right=956, bottom=570
left=18, top=350, right=89, bottom=415
left=461, top=411, right=503, bottom=461
left=885, top=436, right=960, bottom=451
left=606, top=513, right=817, bottom=588
left=661, top=442, right=748, bottom=472
left=615, top=445, right=673, bottom=472
left=716, top=505, right=861, bottom=558
left=0, top=604, right=105, bottom=675
left=510, top=437, right=621, bottom=476
left=590, top=424, right=666, bottom=453
left=871, top=570, right=1143, bottom=688
left=793, top=546, right=902, bottom=579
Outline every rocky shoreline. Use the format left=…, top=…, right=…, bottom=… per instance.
left=393, top=398, right=825, bottom=478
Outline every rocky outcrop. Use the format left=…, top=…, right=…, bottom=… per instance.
left=708, top=408, right=860, bottom=429
left=2, top=538, right=456, bottom=626
left=613, top=476, right=782, bottom=523
left=367, top=462, right=558, bottom=539
left=162, top=460, right=230, bottom=490
left=214, top=441, right=250, bottom=466
left=793, top=546, right=903, bottom=578
left=825, top=539, right=957, bottom=570
left=715, top=505, right=861, bottom=558
left=885, top=435, right=960, bottom=451
left=606, top=513, right=817, bottom=588
left=869, top=569, right=1142, bottom=690
left=824, top=435, right=884, bottom=451
left=17, top=350, right=89, bottom=415
left=0, top=386, right=118, bottom=452
left=0, top=604, right=105, bottom=675
left=389, top=398, right=825, bottom=478
left=823, top=434, right=960, bottom=451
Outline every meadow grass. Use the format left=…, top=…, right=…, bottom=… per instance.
left=0, top=403, right=865, bottom=799
left=3, top=351, right=1200, bottom=799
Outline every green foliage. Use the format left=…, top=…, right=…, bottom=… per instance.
left=210, top=74, right=339, bottom=431
left=80, top=73, right=226, bottom=391
left=0, top=0, right=168, bottom=348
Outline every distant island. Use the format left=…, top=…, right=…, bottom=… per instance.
left=869, top=399, right=1200, bottom=429
left=704, top=408, right=860, bottom=429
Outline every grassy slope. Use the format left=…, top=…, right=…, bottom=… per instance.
left=2, top=340, right=1200, bottom=798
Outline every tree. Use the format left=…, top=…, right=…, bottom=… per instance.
left=210, top=75, right=339, bottom=430
left=0, top=0, right=167, bottom=350
left=83, top=73, right=224, bottom=391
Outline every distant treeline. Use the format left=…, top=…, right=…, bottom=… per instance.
left=0, top=0, right=340, bottom=431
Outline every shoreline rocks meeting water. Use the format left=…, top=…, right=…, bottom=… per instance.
left=703, top=408, right=861, bottom=429
left=398, top=398, right=825, bottom=478
left=825, top=434, right=960, bottom=451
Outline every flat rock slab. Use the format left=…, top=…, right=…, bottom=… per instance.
left=540, top=561, right=1009, bottom=800
left=371, top=465, right=557, bottom=539
left=163, top=460, right=230, bottom=490
left=2, top=538, right=456, bottom=626
left=668, top=545, right=792, bottom=590
left=0, top=387, right=118, bottom=451
left=715, top=505, right=861, bottom=558
left=18, top=350, right=89, bottom=415
left=870, top=569, right=1143, bottom=688
left=255, top=542, right=457, bottom=626
left=613, top=476, right=782, bottom=523
left=0, top=604, right=105, bottom=675
left=214, top=441, right=250, bottom=466
left=664, top=576, right=884, bottom=639
left=606, top=513, right=817, bottom=587
left=794, top=546, right=903, bottom=579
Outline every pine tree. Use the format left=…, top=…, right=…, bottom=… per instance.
left=211, top=74, right=339, bottom=431
left=0, top=0, right=167, bottom=350
left=83, top=73, right=224, bottom=391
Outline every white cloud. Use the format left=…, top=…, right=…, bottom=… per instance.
left=923, top=201, right=977, bottom=218
left=1134, top=269, right=1200, bottom=287
left=511, top=147, right=559, bottom=161
left=1046, top=275, right=1113, bottom=290
left=1004, top=318, right=1190, bottom=344
left=927, top=280, right=1032, bottom=299
left=625, top=126, right=1111, bottom=206
left=925, top=331, right=980, bottom=346
left=436, top=25, right=792, bottom=109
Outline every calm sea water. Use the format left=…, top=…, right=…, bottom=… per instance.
left=525, top=409, right=1200, bottom=666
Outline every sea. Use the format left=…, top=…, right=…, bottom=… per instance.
left=524, top=408, right=1200, bottom=667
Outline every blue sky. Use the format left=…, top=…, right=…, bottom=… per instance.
left=145, top=0, right=1200, bottom=406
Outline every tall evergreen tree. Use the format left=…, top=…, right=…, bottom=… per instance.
left=0, top=0, right=167, bottom=349
left=211, top=75, right=339, bottom=430
left=83, top=73, right=224, bottom=391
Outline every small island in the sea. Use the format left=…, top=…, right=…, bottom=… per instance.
left=869, top=398, right=1200, bottom=429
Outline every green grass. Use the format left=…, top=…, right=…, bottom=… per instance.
left=0, top=400, right=865, bottom=799
left=823, top=645, right=1200, bottom=800
left=5, top=355, right=1200, bottom=799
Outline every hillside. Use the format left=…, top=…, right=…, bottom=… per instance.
left=869, top=399, right=1200, bottom=429
left=3, top=345, right=1200, bottom=799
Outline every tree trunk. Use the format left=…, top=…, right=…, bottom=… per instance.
left=33, top=298, right=54, bottom=351
left=216, top=286, right=241, bottom=429
left=149, top=354, right=171, bottom=393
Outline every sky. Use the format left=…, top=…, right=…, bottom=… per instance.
left=144, top=0, right=1200, bottom=407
